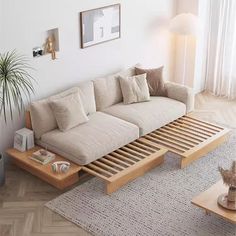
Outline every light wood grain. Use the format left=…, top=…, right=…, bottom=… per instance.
left=1, top=92, right=235, bottom=235
left=191, top=181, right=236, bottom=224
left=82, top=140, right=167, bottom=194
left=6, top=147, right=81, bottom=189
left=107, top=154, right=165, bottom=194
left=143, top=116, right=230, bottom=168
left=25, top=111, right=32, bottom=130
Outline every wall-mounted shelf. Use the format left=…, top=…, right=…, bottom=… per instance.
left=33, top=28, right=59, bottom=59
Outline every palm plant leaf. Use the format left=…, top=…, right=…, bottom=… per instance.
left=0, top=50, right=35, bottom=123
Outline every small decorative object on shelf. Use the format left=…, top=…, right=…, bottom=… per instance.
left=45, top=35, right=56, bottom=60
left=218, top=161, right=236, bottom=210
left=14, top=128, right=34, bottom=152
left=30, top=149, right=55, bottom=165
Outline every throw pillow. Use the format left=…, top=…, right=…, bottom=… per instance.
left=119, top=73, right=150, bottom=105
left=49, top=92, right=88, bottom=131
left=135, top=66, right=166, bottom=96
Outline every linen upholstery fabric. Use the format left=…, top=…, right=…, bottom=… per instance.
left=103, top=97, right=186, bottom=136
left=93, top=67, right=136, bottom=111
left=30, top=99, right=57, bottom=140
left=49, top=92, right=88, bottom=131
left=76, top=81, right=96, bottom=115
left=165, top=82, right=194, bottom=113
left=30, top=81, right=96, bottom=139
left=135, top=66, right=166, bottom=96
left=119, top=74, right=150, bottom=105
left=37, top=112, right=139, bottom=165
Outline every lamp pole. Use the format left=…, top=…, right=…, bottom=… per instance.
left=182, top=35, right=188, bottom=85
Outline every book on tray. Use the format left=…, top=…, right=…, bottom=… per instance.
left=30, top=149, right=55, bottom=165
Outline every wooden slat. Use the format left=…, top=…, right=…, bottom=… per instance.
left=148, top=133, right=187, bottom=152
left=99, top=158, right=124, bottom=171
left=152, top=131, right=192, bottom=149
left=132, top=141, right=156, bottom=153
left=108, top=148, right=167, bottom=183
left=178, top=119, right=217, bottom=134
left=183, top=116, right=224, bottom=130
left=144, top=136, right=184, bottom=154
left=143, top=116, right=230, bottom=169
left=172, top=121, right=212, bottom=137
left=82, top=115, right=230, bottom=194
left=115, top=149, right=143, bottom=161
left=93, top=160, right=118, bottom=174
left=87, top=163, right=113, bottom=177
left=111, top=152, right=137, bottom=164
left=154, top=130, right=195, bottom=147
left=105, top=155, right=131, bottom=167
left=126, top=143, right=151, bottom=155
left=159, top=127, right=200, bottom=145
left=162, top=125, right=205, bottom=142
left=180, top=129, right=230, bottom=168
left=167, top=124, right=208, bottom=140
left=120, top=146, right=147, bottom=159
left=180, top=117, right=221, bottom=132
left=135, top=139, right=161, bottom=151
left=82, top=166, right=110, bottom=181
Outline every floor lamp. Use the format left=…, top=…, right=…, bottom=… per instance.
left=169, top=13, right=198, bottom=85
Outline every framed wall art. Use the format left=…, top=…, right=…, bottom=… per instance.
left=80, top=4, right=121, bottom=48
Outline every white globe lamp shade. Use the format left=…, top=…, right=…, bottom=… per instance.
left=169, top=13, right=199, bottom=36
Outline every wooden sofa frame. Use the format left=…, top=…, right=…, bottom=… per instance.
left=10, top=111, right=229, bottom=193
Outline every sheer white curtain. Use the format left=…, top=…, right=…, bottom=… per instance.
left=205, top=0, right=236, bottom=99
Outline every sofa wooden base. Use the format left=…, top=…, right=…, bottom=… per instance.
left=82, top=140, right=167, bottom=194
left=142, top=115, right=230, bottom=168
left=6, top=147, right=81, bottom=190
left=8, top=115, right=230, bottom=193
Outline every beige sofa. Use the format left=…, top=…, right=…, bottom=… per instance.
left=30, top=66, right=194, bottom=165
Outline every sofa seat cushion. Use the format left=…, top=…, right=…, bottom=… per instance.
left=102, top=97, right=186, bottom=136
left=37, top=112, right=139, bottom=165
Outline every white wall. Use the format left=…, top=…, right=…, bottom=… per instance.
left=0, top=0, right=177, bottom=156
left=0, top=0, right=3, bottom=52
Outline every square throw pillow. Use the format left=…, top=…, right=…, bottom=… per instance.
left=135, top=66, right=166, bottom=96
left=49, top=92, right=88, bottom=131
left=119, top=73, right=150, bottom=105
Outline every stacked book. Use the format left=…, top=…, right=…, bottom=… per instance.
left=30, top=149, right=55, bottom=165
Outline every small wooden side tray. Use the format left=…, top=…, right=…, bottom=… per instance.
left=143, top=116, right=230, bottom=168
left=82, top=139, right=167, bottom=194
left=6, top=147, right=81, bottom=190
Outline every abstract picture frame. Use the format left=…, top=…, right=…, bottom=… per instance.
left=80, top=4, right=121, bottom=48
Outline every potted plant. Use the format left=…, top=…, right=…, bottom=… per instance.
left=0, top=50, right=35, bottom=186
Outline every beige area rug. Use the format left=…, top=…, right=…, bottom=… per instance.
left=46, top=131, right=236, bottom=236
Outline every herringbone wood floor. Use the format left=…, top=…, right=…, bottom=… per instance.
left=0, top=92, right=236, bottom=236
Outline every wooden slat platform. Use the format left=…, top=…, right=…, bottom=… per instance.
left=143, top=115, right=230, bottom=168
left=82, top=140, right=168, bottom=194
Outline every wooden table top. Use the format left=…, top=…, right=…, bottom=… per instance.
left=6, top=146, right=81, bottom=181
left=191, top=181, right=236, bottom=224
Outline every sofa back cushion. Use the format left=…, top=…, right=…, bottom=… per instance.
left=119, top=74, right=150, bottom=105
left=49, top=92, right=89, bottom=132
left=93, top=66, right=136, bottom=111
left=30, top=81, right=96, bottom=139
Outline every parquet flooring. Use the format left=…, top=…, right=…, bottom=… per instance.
left=0, top=92, right=235, bottom=236
left=191, top=92, right=236, bottom=128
